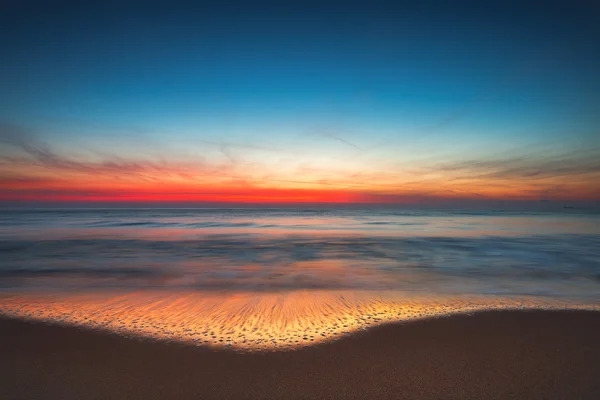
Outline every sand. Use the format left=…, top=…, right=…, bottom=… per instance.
left=2, top=290, right=598, bottom=351
left=1, top=310, right=599, bottom=399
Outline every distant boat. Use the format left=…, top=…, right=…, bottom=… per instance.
left=564, top=204, right=574, bottom=209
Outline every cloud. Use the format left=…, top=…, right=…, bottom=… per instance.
left=321, top=132, right=362, bottom=150
left=0, top=122, right=322, bottom=187
left=420, top=108, right=472, bottom=134
left=436, top=153, right=600, bottom=182
left=219, top=144, right=238, bottom=165
left=197, top=139, right=294, bottom=154
left=305, top=125, right=363, bottom=150
left=0, top=121, right=212, bottom=180
left=2, top=121, right=600, bottom=204
left=0, top=122, right=34, bottom=147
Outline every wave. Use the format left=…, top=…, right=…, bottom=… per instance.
left=1, top=234, right=599, bottom=297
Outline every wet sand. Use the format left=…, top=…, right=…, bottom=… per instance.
left=3, top=291, right=598, bottom=350
left=1, top=310, right=599, bottom=399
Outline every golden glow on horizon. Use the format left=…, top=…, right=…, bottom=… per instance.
left=1, top=290, right=598, bottom=350
left=2, top=174, right=599, bottom=203
left=2, top=144, right=599, bottom=203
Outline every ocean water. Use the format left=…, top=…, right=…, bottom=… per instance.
left=1, top=208, right=599, bottom=298
left=1, top=208, right=599, bottom=349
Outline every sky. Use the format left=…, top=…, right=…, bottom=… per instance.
left=1, top=1, right=599, bottom=207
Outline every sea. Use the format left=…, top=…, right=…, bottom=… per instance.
left=1, top=207, right=599, bottom=298
left=1, top=207, right=599, bottom=348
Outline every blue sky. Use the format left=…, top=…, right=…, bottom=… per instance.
left=1, top=1, right=599, bottom=205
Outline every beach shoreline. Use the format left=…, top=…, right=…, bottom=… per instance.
left=2, top=309, right=599, bottom=399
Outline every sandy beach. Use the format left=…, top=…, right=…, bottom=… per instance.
left=1, top=310, right=599, bottom=399
left=3, top=0, right=600, bottom=398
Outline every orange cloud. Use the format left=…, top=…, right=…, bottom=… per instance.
left=2, top=122, right=600, bottom=204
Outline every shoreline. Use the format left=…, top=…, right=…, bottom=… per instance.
left=2, top=305, right=600, bottom=353
left=2, top=309, right=600, bottom=399
left=2, top=290, right=598, bottom=351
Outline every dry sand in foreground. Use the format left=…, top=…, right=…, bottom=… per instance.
left=1, top=310, right=599, bottom=400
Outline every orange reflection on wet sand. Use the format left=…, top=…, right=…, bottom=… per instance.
left=0, top=290, right=598, bottom=350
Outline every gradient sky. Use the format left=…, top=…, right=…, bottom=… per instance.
left=1, top=1, right=599, bottom=206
